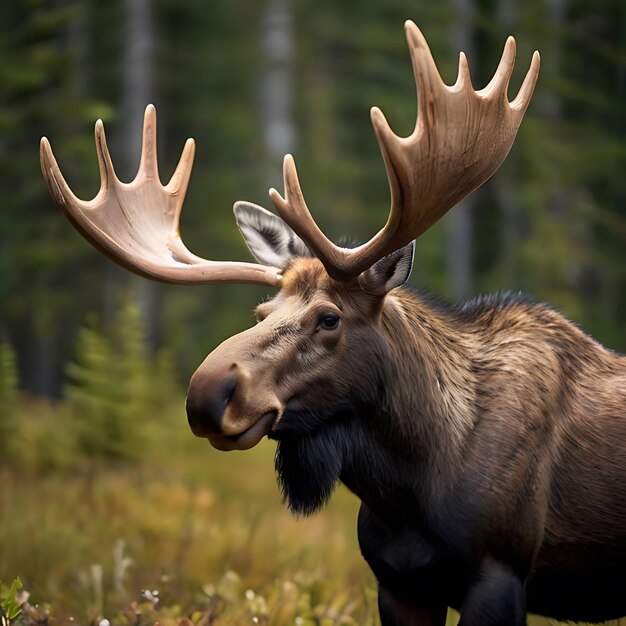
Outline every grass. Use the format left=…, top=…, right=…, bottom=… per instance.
left=0, top=396, right=624, bottom=625
left=0, top=395, right=379, bottom=625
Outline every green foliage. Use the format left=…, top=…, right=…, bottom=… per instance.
left=63, top=296, right=183, bottom=464
left=66, top=314, right=116, bottom=459
left=0, top=1, right=111, bottom=397
left=65, top=299, right=155, bottom=462
left=16, top=399, right=75, bottom=473
left=0, top=340, right=19, bottom=463
left=0, top=577, right=23, bottom=622
left=1, top=0, right=625, bottom=400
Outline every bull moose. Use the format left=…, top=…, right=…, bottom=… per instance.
left=40, top=21, right=625, bottom=626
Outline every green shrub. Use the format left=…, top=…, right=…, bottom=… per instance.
left=64, top=296, right=183, bottom=464
left=0, top=577, right=24, bottom=622
left=0, top=339, right=19, bottom=463
left=65, top=299, right=151, bottom=463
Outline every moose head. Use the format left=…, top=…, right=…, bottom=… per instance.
left=40, top=21, right=538, bottom=453
left=41, top=21, right=626, bottom=626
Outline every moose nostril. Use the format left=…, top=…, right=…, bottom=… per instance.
left=186, top=371, right=238, bottom=436
left=220, top=376, right=237, bottom=410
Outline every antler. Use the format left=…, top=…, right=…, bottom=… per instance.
left=40, top=105, right=281, bottom=286
left=269, top=21, right=540, bottom=280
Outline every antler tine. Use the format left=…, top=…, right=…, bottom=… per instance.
left=94, top=118, right=119, bottom=198
left=404, top=20, right=446, bottom=129
left=511, top=50, right=541, bottom=113
left=454, top=52, right=473, bottom=91
left=478, top=35, right=516, bottom=98
left=40, top=136, right=89, bottom=212
left=165, top=137, right=195, bottom=217
left=138, top=103, right=159, bottom=180
left=270, top=23, right=540, bottom=283
left=269, top=155, right=357, bottom=277
left=166, top=138, right=195, bottom=194
left=41, top=104, right=282, bottom=287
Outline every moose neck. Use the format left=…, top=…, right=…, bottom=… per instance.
left=340, top=288, right=478, bottom=525
left=381, top=289, right=476, bottom=454
left=273, top=284, right=478, bottom=523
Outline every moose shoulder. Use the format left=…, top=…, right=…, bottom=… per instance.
left=40, top=20, right=625, bottom=626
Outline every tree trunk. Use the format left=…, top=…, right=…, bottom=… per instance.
left=542, top=0, right=565, bottom=119
left=115, top=0, right=160, bottom=347
left=446, top=0, right=476, bottom=299
left=496, top=0, right=522, bottom=285
left=261, top=0, right=296, bottom=187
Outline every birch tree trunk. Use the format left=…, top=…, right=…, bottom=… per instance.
left=261, top=0, right=296, bottom=187
left=116, top=0, right=159, bottom=346
left=447, top=0, right=475, bottom=299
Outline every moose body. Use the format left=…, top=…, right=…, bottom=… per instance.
left=327, top=283, right=626, bottom=625
left=189, top=254, right=626, bottom=626
left=41, top=20, right=626, bottom=626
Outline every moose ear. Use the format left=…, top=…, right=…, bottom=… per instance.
left=358, top=240, right=415, bottom=296
left=233, top=201, right=313, bottom=268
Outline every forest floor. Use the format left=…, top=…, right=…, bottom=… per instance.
left=0, top=397, right=624, bottom=626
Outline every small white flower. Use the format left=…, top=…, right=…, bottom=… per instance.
left=245, top=589, right=255, bottom=600
left=141, top=589, right=160, bottom=604
left=98, top=619, right=111, bottom=626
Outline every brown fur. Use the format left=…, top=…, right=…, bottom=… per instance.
left=278, top=259, right=625, bottom=619
left=188, top=256, right=626, bottom=622
left=279, top=261, right=626, bottom=537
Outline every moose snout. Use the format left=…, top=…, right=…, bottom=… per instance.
left=186, top=362, right=238, bottom=437
left=186, top=330, right=284, bottom=450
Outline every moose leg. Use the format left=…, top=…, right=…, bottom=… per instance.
left=379, top=586, right=448, bottom=626
left=458, top=557, right=526, bottom=626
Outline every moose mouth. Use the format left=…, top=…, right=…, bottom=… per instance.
left=207, top=411, right=278, bottom=451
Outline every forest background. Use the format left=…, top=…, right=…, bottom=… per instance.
left=0, top=0, right=624, bottom=624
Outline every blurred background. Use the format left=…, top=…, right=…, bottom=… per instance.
left=0, top=0, right=624, bottom=624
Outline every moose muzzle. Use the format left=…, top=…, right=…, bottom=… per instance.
left=186, top=329, right=282, bottom=451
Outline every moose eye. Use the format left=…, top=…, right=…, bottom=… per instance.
left=320, top=312, right=340, bottom=331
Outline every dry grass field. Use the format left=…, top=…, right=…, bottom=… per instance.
left=0, top=396, right=624, bottom=626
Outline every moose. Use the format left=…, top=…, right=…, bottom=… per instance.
left=40, top=22, right=625, bottom=626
